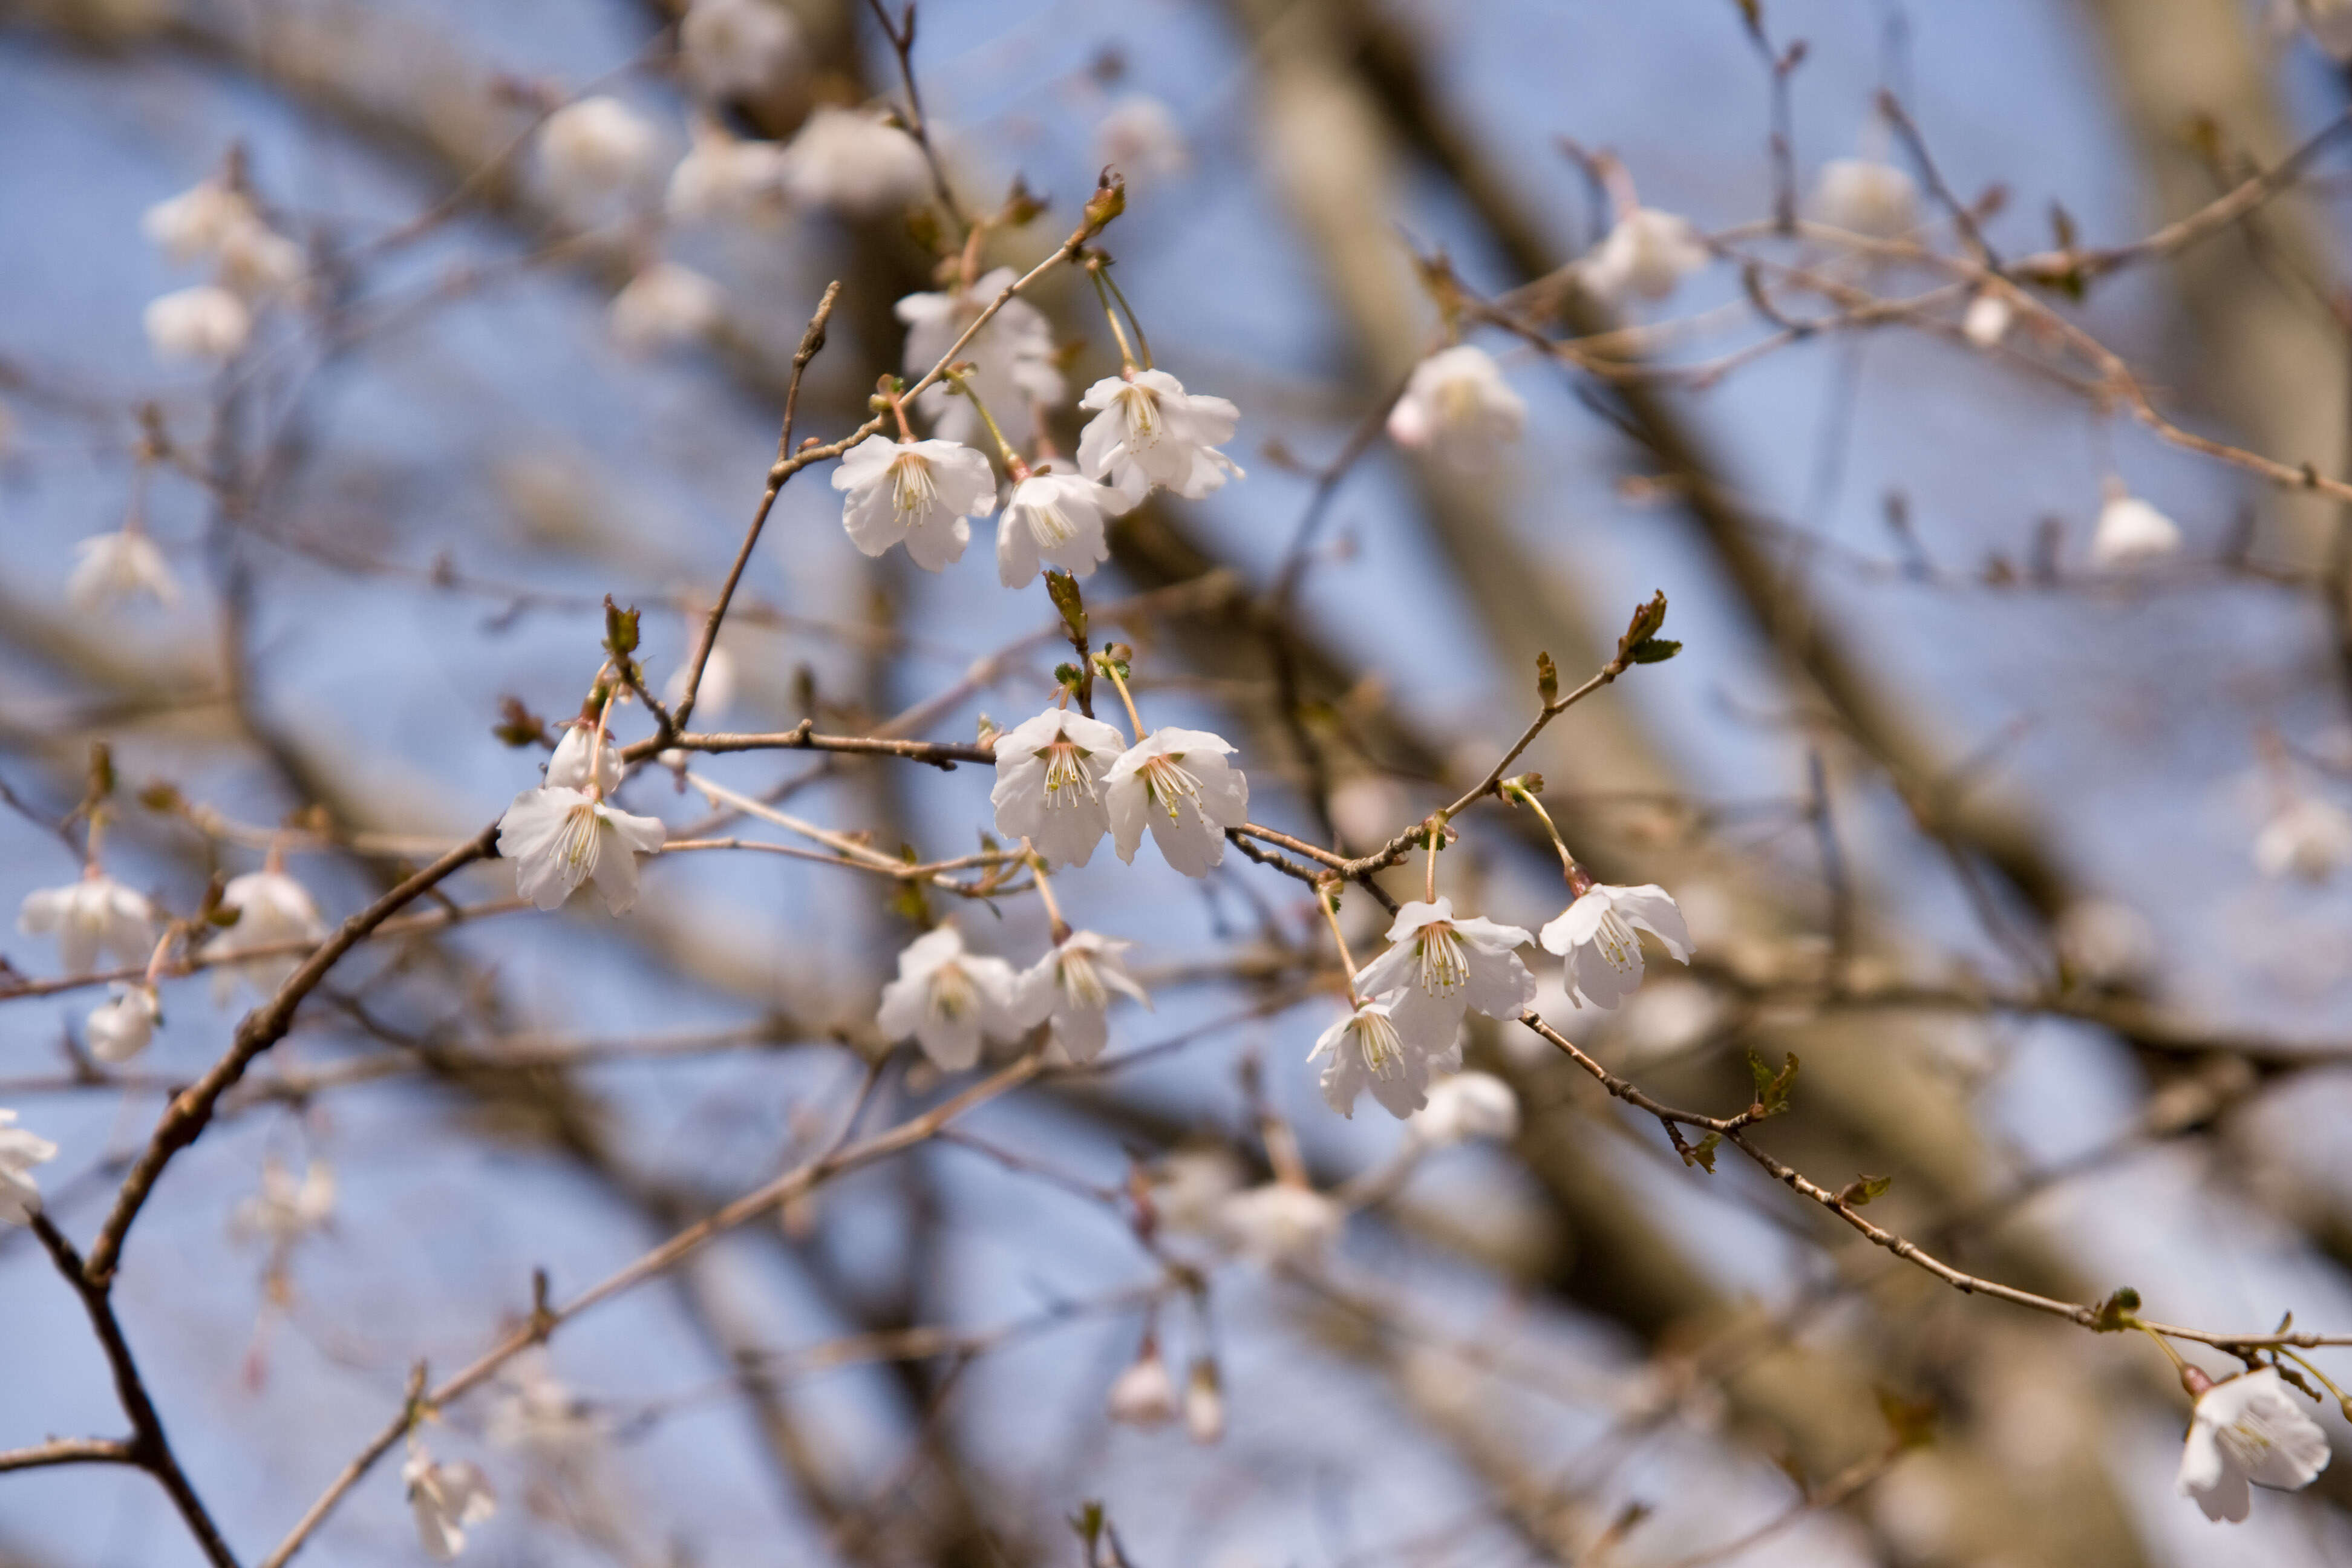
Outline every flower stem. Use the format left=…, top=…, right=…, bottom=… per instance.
left=1316, top=881, right=1361, bottom=1005
left=1093, top=258, right=1154, bottom=370
left=1097, top=654, right=1146, bottom=744
left=1424, top=824, right=1440, bottom=904
left=1086, top=262, right=1139, bottom=373
left=2278, top=1347, right=2352, bottom=1417
left=2132, top=1321, right=2189, bottom=1376
left=1025, top=843, right=1072, bottom=944
left=944, top=366, right=1026, bottom=477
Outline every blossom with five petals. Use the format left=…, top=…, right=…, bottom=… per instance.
left=1353, top=897, right=1535, bottom=1045
left=211, top=869, right=328, bottom=998
left=989, top=708, right=1128, bottom=867
left=19, top=872, right=155, bottom=975
left=1539, top=882, right=1693, bottom=1010
left=996, top=469, right=1134, bottom=587
left=832, top=436, right=999, bottom=572
left=2177, top=1367, right=2331, bottom=1523
left=403, top=1445, right=498, bottom=1561
left=1076, top=370, right=1242, bottom=501
left=1386, top=345, right=1525, bottom=470
left=497, top=786, right=667, bottom=915
left=875, top=927, right=1022, bottom=1071
left=1312, top=995, right=1460, bottom=1119
left=1104, top=727, right=1248, bottom=878
left=1014, top=929, right=1149, bottom=1063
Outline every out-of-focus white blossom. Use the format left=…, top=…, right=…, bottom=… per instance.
left=145, top=285, right=252, bottom=363
left=996, top=469, right=1133, bottom=587
left=2177, top=1367, right=2330, bottom=1523
left=778, top=106, right=930, bottom=216
left=1962, top=290, right=2013, bottom=348
left=68, top=530, right=179, bottom=613
left=875, top=927, right=1022, bottom=1071
left=1094, top=96, right=1188, bottom=183
left=1077, top=369, right=1242, bottom=502
left=497, top=787, right=666, bottom=915
left=0, top=1109, right=58, bottom=1226
left=665, top=122, right=788, bottom=224
left=2255, top=795, right=2352, bottom=882
left=211, top=869, right=326, bottom=998
left=538, top=96, right=663, bottom=204
left=1579, top=207, right=1709, bottom=305
left=832, top=435, right=998, bottom=572
left=1105, top=727, right=1247, bottom=878
left=609, top=262, right=724, bottom=354
left=1106, top=1344, right=1178, bottom=1427
left=1353, top=897, right=1535, bottom=1045
left=403, top=1445, right=497, bottom=1561
left=1148, top=1148, right=1242, bottom=1234
left=1218, top=1181, right=1342, bottom=1262
left=1014, top=930, right=1148, bottom=1063
left=1540, top=882, right=1693, bottom=1011
left=1811, top=155, right=1918, bottom=237
left=1610, top=975, right=1723, bottom=1063
left=2055, top=898, right=2158, bottom=987
left=897, top=267, right=1063, bottom=448
left=2091, top=490, right=2181, bottom=569
left=87, top=984, right=160, bottom=1064
left=488, top=1349, right=610, bottom=1463
left=230, top=1157, right=335, bottom=1247
left=1408, top=1071, right=1520, bottom=1145
left=663, top=644, right=737, bottom=723
left=680, top=0, right=806, bottom=99
left=19, top=872, right=155, bottom=976
left=1312, top=995, right=1459, bottom=1119
left=142, top=178, right=253, bottom=263
left=217, top=221, right=307, bottom=300
left=1184, top=1359, right=1224, bottom=1445
left=1387, top=345, right=1524, bottom=470
left=990, top=708, right=1127, bottom=868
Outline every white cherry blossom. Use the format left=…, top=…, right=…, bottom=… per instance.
left=497, top=786, right=666, bottom=915
left=87, top=984, right=161, bottom=1064
left=230, top=1157, right=335, bottom=1248
left=2055, top=898, right=2157, bottom=987
left=217, top=220, right=307, bottom=301
left=0, top=1109, right=57, bottom=1226
left=1076, top=369, right=1243, bottom=502
left=2091, top=489, right=2181, bottom=569
left=664, top=644, right=737, bottom=722
left=1094, top=96, right=1188, bottom=184
left=1014, top=929, right=1149, bottom=1063
left=1539, top=882, right=1693, bottom=1011
left=1387, top=345, right=1525, bottom=470
left=19, top=872, right=155, bottom=975
left=487, top=1349, right=610, bottom=1463
left=403, top=1445, right=498, bottom=1561
left=538, top=96, right=662, bottom=204
left=665, top=123, right=788, bottom=224
left=1218, top=1181, right=1342, bottom=1262
left=1962, top=290, right=2013, bottom=348
left=1146, top=1148, right=1242, bottom=1235
left=545, top=721, right=623, bottom=795
left=897, top=267, right=1063, bottom=448
left=1311, top=995, right=1459, bottom=1119
left=1579, top=207, right=1709, bottom=305
left=832, top=435, right=998, bottom=571
left=778, top=106, right=930, bottom=216
left=211, top=868, right=327, bottom=998
left=990, top=707, right=1126, bottom=867
left=142, top=178, right=253, bottom=263
left=679, top=0, right=806, bottom=99
left=1811, top=155, right=1918, bottom=237
left=1106, top=1344, right=1178, bottom=1427
left=2177, top=1367, right=2330, bottom=1523
left=996, top=469, right=1134, bottom=587
left=1353, top=896, right=1535, bottom=1045
left=68, top=529, right=179, bottom=612
left=1408, top=1071, right=1521, bottom=1146
left=2255, top=795, right=2352, bottom=882
left=1104, top=727, right=1248, bottom=877
left=145, top=285, right=251, bottom=363
left=609, top=262, right=724, bottom=354
left=875, top=927, right=1022, bottom=1071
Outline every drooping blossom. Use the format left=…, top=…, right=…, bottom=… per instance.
left=1539, top=882, right=1693, bottom=1011
left=538, top=96, right=662, bottom=204
left=875, top=927, right=1022, bottom=1071
left=68, top=530, right=179, bottom=613
left=996, top=469, right=1134, bottom=588
left=87, top=984, right=161, bottom=1065
left=216, top=221, right=307, bottom=301
left=230, top=1157, right=335, bottom=1249
left=403, top=1445, right=498, bottom=1561
left=1408, top=1071, right=1521, bottom=1146
left=1106, top=1342, right=1178, bottom=1427
left=665, top=122, right=788, bottom=224
left=497, top=786, right=667, bottom=915
left=1146, top=1148, right=1242, bottom=1235
left=832, top=435, right=998, bottom=572
left=545, top=721, right=622, bottom=795
left=0, top=1110, right=57, bottom=1226
left=1104, top=727, right=1248, bottom=878
left=609, top=262, right=724, bottom=354
left=1014, top=929, right=1149, bottom=1063
left=1218, top=1181, right=1342, bottom=1263
left=144, top=285, right=252, bottom=363
left=141, top=178, right=253, bottom=263
left=679, top=0, right=806, bottom=100
left=1352, top=897, right=1535, bottom=1045
left=1962, top=290, right=2013, bottom=348
left=897, top=267, right=1063, bottom=447
left=1076, top=370, right=1243, bottom=501
left=1094, top=96, right=1188, bottom=184
left=778, top=106, right=930, bottom=216
left=487, top=1349, right=610, bottom=1465
left=2255, top=795, right=2352, bottom=883
left=1386, top=345, right=1525, bottom=470
left=19, top=872, right=156, bottom=975
left=1579, top=207, right=1709, bottom=305
left=1184, top=1360, right=1224, bottom=1445
left=211, top=868, right=326, bottom=998
left=2177, top=1367, right=2330, bottom=1523
left=1312, top=995, right=1459, bottom=1119
left=2091, top=489, right=2181, bottom=569
left=1811, top=155, right=1918, bottom=237
left=990, top=707, right=1127, bottom=867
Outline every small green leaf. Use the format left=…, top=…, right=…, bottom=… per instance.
left=1688, top=1132, right=1720, bottom=1173
left=1626, top=637, right=1682, bottom=664
left=1045, top=569, right=1088, bottom=644
left=2091, top=1285, right=2141, bottom=1331
left=1841, top=1174, right=1893, bottom=1207
left=1876, top=1388, right=1938, bottom=1448
left=603, top=595, right=640, bottom=658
